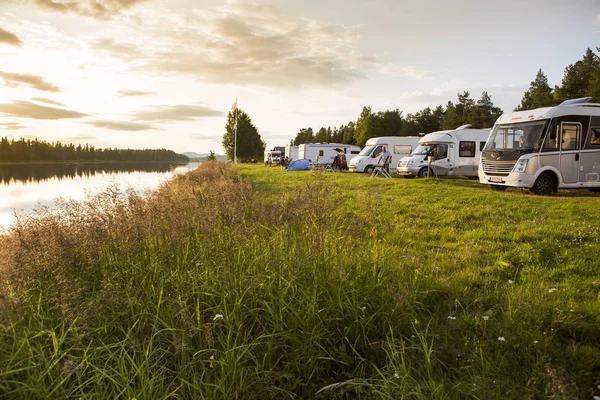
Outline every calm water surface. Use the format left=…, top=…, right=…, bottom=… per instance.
left=0, top=162, right=198, bottom=231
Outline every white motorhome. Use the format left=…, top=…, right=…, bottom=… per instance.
left=349, top=136, right=421, bottom=173
left=264, top=147, right=284, bottom=166
left=298, top=143, right=361, bottom=164
left=285, top=145, right=299, bottom=162
left=397, top=125, right=490, bottom=178
left=479, top=97, right=600, bottom=195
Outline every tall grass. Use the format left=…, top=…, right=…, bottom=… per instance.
left=0, top=162, right=599, bottom=399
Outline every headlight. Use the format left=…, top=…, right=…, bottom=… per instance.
left=514, top=159, right=528, bottom=173
left=407, top=160, right=413, bottom=166
left=356, top=159, right=363, bottom=164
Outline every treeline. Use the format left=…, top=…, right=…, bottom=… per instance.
left=293, top=91, right=502, bottom=147
left=516, top=47, right=600, bottom=110
left=0, top=137, right=190, bottom=163
left=293, top=47, right=600, bottom=148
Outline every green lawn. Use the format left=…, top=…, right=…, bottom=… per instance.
left=1, top=162, right=599, bottom=399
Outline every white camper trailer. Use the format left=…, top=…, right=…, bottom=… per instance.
left=285, top=145, right=299, bottom=162
left=397, top=126, right=490, bottom=178
left=298, top=143, right=361, bottom=164
left=348, top=136, right=421, bottom=173
left=479, top=97, right=600, bottom=195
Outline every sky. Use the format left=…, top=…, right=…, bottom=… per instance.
left=0, top=0, right=599, bottom=155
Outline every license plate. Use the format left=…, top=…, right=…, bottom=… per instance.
left=489, top=177, right=504, bottom=183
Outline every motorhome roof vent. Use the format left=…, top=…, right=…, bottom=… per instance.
left=560, top=97, right=592, bottom=106
left=456, top=124, right=472, bottom=130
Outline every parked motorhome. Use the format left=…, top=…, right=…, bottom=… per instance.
left=264, top=147, right=284, bottom=166
left=285, top=145, right=299, bottom=162
left=479, top=97, right=600, bottom=195
left=349, top=136, right=421, bottom=173
left=397, top=125, right=490, bottom=178
left=298, top=143, right=361, bottom=165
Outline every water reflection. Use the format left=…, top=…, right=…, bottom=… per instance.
left=0, top=162, right=187, bottom=184
left=0, top=162, right=198, bottom=231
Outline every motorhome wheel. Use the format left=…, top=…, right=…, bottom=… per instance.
left=530, top=173, right=554, bottom=196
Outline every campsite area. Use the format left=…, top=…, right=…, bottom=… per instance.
left=1, top=162, right=599, bottom=399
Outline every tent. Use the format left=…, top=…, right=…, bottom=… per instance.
left=287, top=159, right=311, bottom=171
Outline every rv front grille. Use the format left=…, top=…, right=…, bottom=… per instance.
left=481, top=159, right=516, bottom=176
left=398, top=160, right=408, bottom=168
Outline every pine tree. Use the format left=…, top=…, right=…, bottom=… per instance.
left=555, top=48, right=600, bottom=102
left=515, top=69, right=556, bottom=111
left=222, top=109, right=265, bottom=162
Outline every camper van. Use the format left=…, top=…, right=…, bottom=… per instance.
left=285, top=145, right=299, bottom=162
left=298, top=143, right=361, bottom=165
left=478, top=97, right=600, bottom=195
left=264, top=147, right=284, bottom=166
left=348, top=136, right=421, bottom=173
left=397, top=126, right=490, bottom=178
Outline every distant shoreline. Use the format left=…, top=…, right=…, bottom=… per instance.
left=0, top=160, right=192, bottom=166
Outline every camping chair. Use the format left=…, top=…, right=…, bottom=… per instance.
left=370, top=155, right=392, bottom=179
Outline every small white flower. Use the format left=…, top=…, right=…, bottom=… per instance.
left=508, top=280, right=514, bottom=284
left=448, top=316, right=456, bottom=320
left=593, top=396, right=600, bottom=400
left=393, top=372, right=399, bottom=378
left=549, top=288, right=557, bottom=293
left=411, top=335, right=415, bottom=338
left=213, top=314, right=224, bottom=321
left=498, top=337, right=505, bottom=342
left=483, top=316, right=489, bottom=321
left=360, top=306, right=366, bottom=312
left=533, top=341, right=539, bottom=344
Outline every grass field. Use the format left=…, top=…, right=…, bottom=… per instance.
left=1, top=162, right=599, bottom=399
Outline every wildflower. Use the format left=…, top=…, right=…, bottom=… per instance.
left=498, top=337, right=505, bottom=342
left=209, top=355, right=215, bottom=360
left=394, top=372, right=399, bottom=378
left=508, top=280, right=514, bottom=284
left=447, top=316, right=456, bottom=320
left=213, top=314, right=224, bottom=321
left=569, top=309, right=574, bottom=313
left=533, top=341, right=539, bottom=344
left=482, top=316, right=489, bottom=321
left=549, top=288, right=557, bottom=293
left=593, top=396, right=600, bottom=400
left=361, top=306, right=366, bottom=312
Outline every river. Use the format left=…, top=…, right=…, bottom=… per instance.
left=0, top=162, right=199, bottom=232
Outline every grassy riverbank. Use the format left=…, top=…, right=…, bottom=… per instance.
left=1, top=162, right=599, bottom=399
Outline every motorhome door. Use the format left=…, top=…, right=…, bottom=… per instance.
left=431, top=144, right=452, bottom=175
left=559, top=122, right=581, bottom=184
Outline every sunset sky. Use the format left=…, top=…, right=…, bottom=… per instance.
left=0, top=0, right=599, bottom=154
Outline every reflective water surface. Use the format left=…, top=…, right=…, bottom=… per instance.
left=0, top=162, right=198, bottom=231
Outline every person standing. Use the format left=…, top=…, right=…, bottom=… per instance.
left=379, top=146, right=392, bottom=173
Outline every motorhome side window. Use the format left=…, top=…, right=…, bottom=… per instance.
left=459, top=141, right=475, bottom=157
left=432, top=144, right=448, bottom=160
left=372, top=146, right=383, bottom=158
left=319, top=150, right=324, bottom=156
left=542, top=121, right=560, bottom=152
left=479, top=142, right=486, bottom=151
left=394, top=145, right=412, bottom=154
left=589, top=127, right=600, bottom=146
left=561, top=124, right=580, bottom=150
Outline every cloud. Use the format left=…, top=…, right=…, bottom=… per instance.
left=0, top=121, right=27, bottom=130
left=91, top=1, right=427, bottom=90
left=0, top=100, right=87, bottom=119
left=32, top=97, right=66, bottom=107
left=93, top=38, right=144, bottom=58
left=0, top=72, right=61, bottom=92
left=133, top=104, right=224, bottom=121
left=63, top=134, right=97, bottom=141
left=34, top=0, right=150, bottom=19
left=118, top=89, right=154, bottom=97
left=87, top=120, right=158, bottom=131
left=0, top=28, right=22, bottom=47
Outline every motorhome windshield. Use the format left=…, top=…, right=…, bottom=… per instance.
left=484, top=120, right=549, bottom=152
left=358, top=145, right=375, bottom=156
left=411, top=145, right=432, bottom=155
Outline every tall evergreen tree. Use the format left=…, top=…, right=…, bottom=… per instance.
left=354, top=106, right=374, bottom=147
left=222, top=109, right=265, bottom=162
left=472, top=92, right=503, bottom=128
left=292, top=128, right=314, bottom=145
left=555, top=48, right=600, bottom=102
left=515, top=69, right=556, bottom=111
